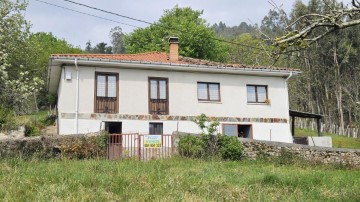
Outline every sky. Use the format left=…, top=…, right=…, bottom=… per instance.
left=24, top=0, right=353, bottom=49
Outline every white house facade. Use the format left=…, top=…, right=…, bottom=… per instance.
left=48, top=38, right=300, bottom=143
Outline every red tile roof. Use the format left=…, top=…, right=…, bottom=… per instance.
left=51, top=52, right=299, bottom=72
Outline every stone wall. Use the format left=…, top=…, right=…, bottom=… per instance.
left=0, top=134, right=107, bottom=159
left=239, top=138, right=360, bottom=168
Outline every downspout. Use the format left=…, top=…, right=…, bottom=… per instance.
left=285, top=71, right=293, bottom=141
left=75, top=58, right=79, bottom=134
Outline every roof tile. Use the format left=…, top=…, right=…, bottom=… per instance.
left=51, top=52, right=299, bottom=72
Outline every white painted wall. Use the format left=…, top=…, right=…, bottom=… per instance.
left=59, top=66, right=289, bottom=118
left=57, top=65, right=293, bottom=143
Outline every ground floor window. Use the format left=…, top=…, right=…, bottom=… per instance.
left=149, top=122, right=163, bottom=135
left=105, top=122, right=122, bottom=134
left=222, top=124, right=252, bottom=138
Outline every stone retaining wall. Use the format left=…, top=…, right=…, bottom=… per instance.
left=239, top=138, right=360, bottom=168
left=1, top=134, right=359, bottom=168
left=0, top=134, right=106, bottom=159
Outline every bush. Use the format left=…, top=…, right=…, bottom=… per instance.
left=178, top=135, right=205, bottom=158
left=24, top=122, right=41, bottom=137
left=41, top=114, right=56, bottom=126
left=178, top=134, right=244, bottom=161
left=217, top=135, right=244, bottom=161
left=0, top=107, right=17, bottom=131
left=58, top=134, right=108, bottom=159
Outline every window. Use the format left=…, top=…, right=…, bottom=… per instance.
left=149, top=123, right=163, bottom=135
left=247, top=85, right=268, bottom=103
left=197, top=82, right=220, bottom=101
left=223, top=124, right=252, bottom=138
left=149, top=77, right=169, bottom=115
left=95, top=72, right=118, bottom=113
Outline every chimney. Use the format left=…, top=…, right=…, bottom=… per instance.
left=168, top=37, right=179, bottom=62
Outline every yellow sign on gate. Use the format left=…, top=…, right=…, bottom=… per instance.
left=144, top=135, right=162, bottom=148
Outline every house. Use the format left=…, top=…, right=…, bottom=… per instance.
left=47, top=37, right=300, bottom=143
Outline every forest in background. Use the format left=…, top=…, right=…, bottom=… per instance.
left=1, top=0, right=360, bottom=136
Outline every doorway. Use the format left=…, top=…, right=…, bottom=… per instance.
left=105, top=122, right=122, bottom=134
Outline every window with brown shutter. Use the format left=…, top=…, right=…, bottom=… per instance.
left=148, top=77, right=169, bottom=115
left=95, top=72, right=119, bottom=113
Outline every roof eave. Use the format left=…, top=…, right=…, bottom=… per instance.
left=50, top=57, right=300, bottom=76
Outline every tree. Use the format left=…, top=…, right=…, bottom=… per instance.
left=0, top=0, right=43, bottom=113
left=125, top=6, right=229, bottom=62
left=26, top=32, right=83, bottom=108
left=228, top=33, right=272, bottom=66
left=273, top=0, right=360, bottom=52
left=109, top=26, right=126, bottom=53
left=85, top=41, right=112, bottom=54
left=85, top=40, right=92, bottom=53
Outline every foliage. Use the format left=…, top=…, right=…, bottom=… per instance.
left=0, top=0, right=42, bottom=114
left=178, top=135, right=204, bottom=158
left=194, top=113, right=219, bottom=136
left=59, top=136, right=106, bottom=159
left=178, top=114, right=244, bottom=161
left=0, top=158, right=359, bottom=201
left=85, top=41, right=112, bottom=54
left=217, top=135, right=244, bottom=161
left=125, top=6, right=229, bottom=62
left=24, top=121, right=41, bottom=137
left=0, top=107, right=16, bottom=131
left=109, top=26, right=126, bottom=53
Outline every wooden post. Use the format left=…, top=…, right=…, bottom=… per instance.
left=138, top=134, right=141, bottom=161
left=317, top=118, right=322, bottom=136
left=291, top=115, right=295, bottom=137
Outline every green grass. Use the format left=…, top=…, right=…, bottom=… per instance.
left=0, top=158, right=359, bottom=201
left=16, top=111, right=49, bottom=126
left=295, top=128, right=360, bottom=149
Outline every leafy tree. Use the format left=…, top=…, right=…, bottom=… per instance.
left=125, top=6, right=229, bottom=62
left=0, top=0, right=42, bottom=113
left=109, top=26, right=126, bottom=53
left=26, top=32, right=83, bottom=108
left=228, top=33, right=272, bottom=66
left=85, top=41, right=112, bottom=54
left=85, top=40, right=92, bottom=53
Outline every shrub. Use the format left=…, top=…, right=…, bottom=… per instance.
left=178, top=114, right=244, bottom=161
left=178, top=135, right=205, bottom=158
left=24, top=122, right=41, bottom=137
left=178, top=134, right=244, bottom=161
left=40, top=114, right=56, bottom=126
left=217, top=135, right=244, bottom=161
left=59, top=136, right=106, bottom=159
left=0, top=107, right=17, bottom=131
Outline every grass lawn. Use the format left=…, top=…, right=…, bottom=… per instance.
left=0, top=158, right=359, bottom=201
left=295, top=128, right=360, bottom=149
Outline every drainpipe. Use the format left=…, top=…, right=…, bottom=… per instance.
left=285, top=71, right=293, bottom=141
left=284, top=71, right=293, bottom=87
left=75, top=58, right=79, bottom=134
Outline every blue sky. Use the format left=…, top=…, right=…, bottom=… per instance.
left=25, top=0, right=353, bottom=49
